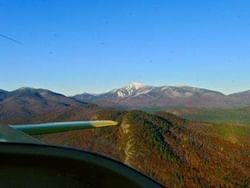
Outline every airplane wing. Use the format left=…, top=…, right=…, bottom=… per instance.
left=10, top=120, right=118, bottom=135
left=1, top=120, right=118, bottom=144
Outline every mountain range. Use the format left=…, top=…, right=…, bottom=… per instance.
left=74, top=82, right=250, bottom=109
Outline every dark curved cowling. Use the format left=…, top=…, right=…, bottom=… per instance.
left=0, top=143, right=163, bottom=188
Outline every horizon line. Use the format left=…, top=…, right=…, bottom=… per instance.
left=1, top=82, right=250, bottom=97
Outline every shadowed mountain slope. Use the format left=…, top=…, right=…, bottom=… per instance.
left=0, top=87, right=98, bottom=124
left=0, top=89, right=8, bottom=101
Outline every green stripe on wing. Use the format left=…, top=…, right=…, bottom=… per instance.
left=10, top=121, right=118, bottom=135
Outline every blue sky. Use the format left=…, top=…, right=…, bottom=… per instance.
left=1, top=0, right=250, bottom=95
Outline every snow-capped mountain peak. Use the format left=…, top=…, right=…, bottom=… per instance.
left=127, top=82, right=145, bottom=90
left=112, top=82, right=147, bottom=98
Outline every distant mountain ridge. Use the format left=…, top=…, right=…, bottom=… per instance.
left=2, top=84, right=250, bottom=116
left=74, top=82, right=250, bottom=108
left=0, top=87, right=98, bottom=124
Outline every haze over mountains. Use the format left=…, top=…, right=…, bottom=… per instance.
left=74, top=82, right=250, bottom=109
left=1, top=83, right=250, bottom=120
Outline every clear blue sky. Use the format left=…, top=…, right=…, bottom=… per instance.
left=1, top=0, right=250, bottom=95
